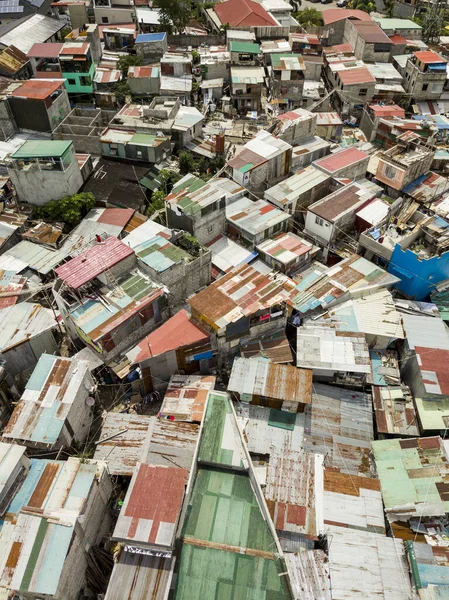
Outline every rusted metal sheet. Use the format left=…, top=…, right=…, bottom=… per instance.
left=159, top=375, right=216, bottom=423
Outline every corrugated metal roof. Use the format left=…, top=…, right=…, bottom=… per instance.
left=373, top=385, right=419, bottom=437
left=56, top=236, right=134, bottom=289
left=0, top=442, right=28, bottom=508
left=314, top=148, right=368, bottom=174
left=401, top=313, right=449, bottom=350
left=142, top=418, right=200, bottom=471
left=198, top=392, right=248, bottom=468
left=228, top=357, right=312, bottom=410
left=0, top=269, right=25, bottom=309
left=372, top=437, right=449, bottom=522
left=265, top=441, right=323, bottom=537
left=257, top=232, right=315, bottom=265
left=0, top=457, right=101, bottom=596
left=26, top=42, right=63, bottom=58
left=265, top=166, right=330, bottom=207
left=414, top=50, right=446, bottom=64
left=127, top=309, right=210, bottom=364
left=188, top=263, right=295, bottom=329
left=207, top=234, right=256, bottom=275
left=352, top=20, right=392, bottom=44
left=326, top=526, right=413, bottom=600
left=93, top=412, right=153, bottom=476
left=134, top=234, right=190, bottom=273
left=286, top=551, right=331, bottom=600
left=230, top=65, right=265, bottom=84
left=240, top=330, right=293, bottom=363
left=304, top=383, right=374, bottom=476
left=60, top=41, right=89, bottom=55
left=94, top=69, right=121, bottom=84
left=11, top=139, right=71, bottom=158
left=0, top=302, right=56, bottom=352
left=113, top=463, right=188, bottom=550
left=159, top=375, right=216, bottom=423
left=3, top=354, right=92, bottom=446
left=104, top=552, right=175, bottom=600
left=0, top=14, right=64, bottom=53
left=322, top=8, right=372, bottom=24
left=226, top=197, right=291, bottom=236
left=166, top=173, right=224, bottom=215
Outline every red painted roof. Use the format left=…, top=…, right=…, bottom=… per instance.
left=389, top=34, right=407, bottom=45
left=128, top=65, right=158, bottom=78
left=56, top=236, right=134, bottom=289
left=369, top=104, right=405, bottom=117
left=131, top=309, right=210, bottom=363
left=113, top=464, right=188, bottom=548
left=60, top=42, right=89, bottom=55
left=10, top=79, right=64, bottom=100
left=97, top=208, right=134, bottom=227
left=314, top=147, right=368, bottom=173
left=324, top=43, right=353, bottom=54
left=215, top=0, right=278, bottom=27
left=26, top=43, right=63, bottom=58
left=322, top=8, right=372, bottom=25
left=415, top=346, right=449, bottom=395
left=413, top=50, right=447, bottom=64
left=338, top=66, right=376, bottom=85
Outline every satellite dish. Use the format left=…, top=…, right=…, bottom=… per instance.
left=86, top=396, right=95, bottom=407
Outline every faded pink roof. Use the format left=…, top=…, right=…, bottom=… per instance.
left=27, top=43, right=63, bottom=58
left=338, top=66, right=376, bottom=85
left=324, top=43, right=353, bottom=54
left=130, top=309, right=210, bottom=363
left=215, top=0, right=278, bottom=27
left=369, top=104, right=405, bottom=117
left=322, top=8, right=372, bottom=25
left=56, top=236, right=134, bottom=289
left=128, top=65, right=158, bottom=78
left=98, top=208, right=134, bottom=227
left=60, top=42, right=89, bottom=55
left=314, top=147, right=368, bottom=173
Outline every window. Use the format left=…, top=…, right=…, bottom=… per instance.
left=315, top=216, right=324, bottom=226
left=422, top=83, right=428, bottom=91
left=359, top=88, right=367, bottom=96
left=102, top=16, right=108, bottom=22
left=79, top=76, right=92, bottom=87
left=136, top=150, right=142, bottom=159
left=67, top=78, right=76, bottom=85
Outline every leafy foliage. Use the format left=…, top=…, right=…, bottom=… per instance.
left=178, top=232, right=202, bottom=257
left=33, top=192, right=96, bottom=227
left=292, top=8, right=323, bottom=27
left=114, top=81, right=131, bottom=103
left=117, top=54, right=143, bottom=76
left=179, top=151, right=196, bottom=174
left=146, top=189, right=166, bottom=217
left=347, top=0, right=376, bottom=13
left=153, top=0, right=192, bottom=32
left=383, top=0, right=395, bottom=17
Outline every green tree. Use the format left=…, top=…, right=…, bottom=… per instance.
left=146, top=189, right=166, bottom=217
left=117, top=54, right=142, bottom=77
left=153, top=0, right=192, bottom=32
left=347, top=0, right=376, bottom=12
left=33, top=192, right=96, bottom=227
left=292, top=7, right=323, bottom=27
left=114, top=81, right=131, bottom=103
left=383, top=0, right=395, bottom=17
left=179, top=151, right=195, bottom=174
left=61, top=26, right=72, bottom=40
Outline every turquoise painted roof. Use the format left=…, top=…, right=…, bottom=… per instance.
left=12, top=140, right=72, bottom=159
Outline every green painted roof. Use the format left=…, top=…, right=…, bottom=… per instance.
left=372, top=17, right=422, bottom=30
left=11, top=140, right=72, bottom=159
left=175, top=545, right=290, bottom=600
left=415, top=397, right=449, bottom=432
left=372, top=437, right=449, bottom=513
left=130, top=133, right=166, bottom=147
left=198, top=392, right=246, bottom=468
left=229, top=41, right=260, bottom=54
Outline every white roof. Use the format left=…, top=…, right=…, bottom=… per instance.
left=0, top=14, right=64, bottom=53
left=356, top=198, right=389, bottom=225
left=245, top=129, right=292, bottom=159
left=265, top=165, right=329, bottom=207
left=208, top=235, right=255, bottom=274
left=0, top=302, right=56, bottom=352
left=123, top=220, right=171, bottom=249
left=401, top=312, right=449, bottom=350
left=136, top=8, right=161, bottom=24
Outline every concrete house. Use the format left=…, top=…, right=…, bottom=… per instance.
left=2, top=354, right=95, bottom=452
left=165, top=174, right=227, bottom=246
left=256, top=231, right=319, bottom=275
left=321, top=8, right=373, bottom=47
left=343, top=19, right=392, bottom=63
left=333, top=64, right=376, bottom=113
left=7, top=79, right=70, bottom=134
left=360, top=103, right=405, bottom=142
left=26, top=42, right=63, bottom=78
left=403, top=51, right=447, bottom=102
left=268, top=108, right=317, bottom=146
left=230, top=65, right=265, bottom=113
left=127, top=65, right=160, bottom=96
left=53, top=236, right=168, bottom=362
left=304, top=182, right=378, bottom=246
left=226, top=130, right=292, bottom=195
left=228, top=356, right=312, bottom=413
left=100, top=128, right=171, bottom=163
left=229, top=41, right=261, bottom=66
left=313, top=147, right=369, bottom=180
left=135, top=32, right=168, bottom=63
left=59, top=42, right=95, bottom=99
left=372, top=16, right=422, bottom=40
left=375, top=138, right=434, bottom=194
left=93, top=0, right=136, bottom=28
left=270, top=53, right=305, bottom=107
left=123, top=219, right=211, bottom=307
left=0, top=456, right=112, bottom=600
left=7, top=140, right=85, bottom=205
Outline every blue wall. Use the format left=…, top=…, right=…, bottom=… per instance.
left=388, top=245, right=449, bottom=300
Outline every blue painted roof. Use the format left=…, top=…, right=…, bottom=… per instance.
left=135, top=32, right=166, bottom=43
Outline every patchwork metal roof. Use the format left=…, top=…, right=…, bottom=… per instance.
left=93, top=412, right=154, bottom=476
left=373, top=385, right=419, bottom=437
left=134, top=234, right=191, bottom=273
left=240, top=330, right=293, bottom=363
left=256, top=232, right=316, bottom=266
left=0, top=302, right=56, bottom=352
left=207, top=234, right=256, bottom=276
left=159, top=374, right=216, bottom=423
left=112, top=463, right=188, bottom=550
left=228, top=357, right=312, bottom=410
left=265, top=166, right=330, bottom=208
left=3, top=354, right=92, bottom=446
left=371, top=437, right=449, bottom=522
left=166, top=173, right=224, bottom=216
left=142, top=418, right=200, bottom=471
left=226, top=196, right=291, bottom=236
left=188, top=263, right=295, bottom=329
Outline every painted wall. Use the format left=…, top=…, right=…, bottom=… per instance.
left=63, top=62, right=96, bottom=95
left=388, top=244, right=449, bottom=300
